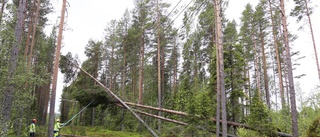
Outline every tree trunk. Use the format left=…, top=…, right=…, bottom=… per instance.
left=212, top=1, right=220, bottom=135
left=133, top=66, right=136, bottom=97
left=91, top=108, right=95, bottom=126
left=156, top=0, right=162, bottom=133
left=121, top=21, right=128, bottom=131
left=109, top=32, right=115, bottom=90
left=268, top=0, right=285, bottom=109
left=0, top=0, right=27, bottom=135
left=173, top=40, right=177, bottom=95
left=253, top=38, right=262, bottom=98
left=24, top=1, right=35, bottom=59
left=122, top=40, right=127, bottom=99
left=138, top=30, right=145, bottom=104
left=0, top=0, right=7, bottom=26
left=215, top=0, right=227, bottom=136
left=27, top=0, right=40, bottom=69
left=304, top=0, right=320, bottom=82
left=47, top=0, right=66, bottom=136
left=124, top=102, right=293, bottom=137
left=260, top=25, right=270, bottom=109
left=280, top=0, right=299, bottom=136
left=246, top=61, right=251, bottom=116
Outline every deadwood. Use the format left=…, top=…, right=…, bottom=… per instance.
left=71, top=62, right=158, bottom=137
left=124, top=101, right=292, bottom=137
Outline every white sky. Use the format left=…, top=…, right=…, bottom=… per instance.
left=45, top=0, right=320, bottom=113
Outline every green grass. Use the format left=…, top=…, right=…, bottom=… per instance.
left=7, top=126, right=143, bottom=137
left=60, top=126, right=142, bottom=137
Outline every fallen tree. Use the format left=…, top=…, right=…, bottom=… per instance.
left=69, top=59, right=291, bottom=137
left=123, top=102, right=292, bottom=137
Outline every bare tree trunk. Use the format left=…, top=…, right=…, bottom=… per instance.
left=91, top=108, right=95, bottom=126
left=280, top=0, right=299, bottom=136
left=138, top=30, right=144, bottom=104
left=133, top=66, right=136, bottom=97
left=243, top=61, right=248, bottom=116
left=253, top=38, right=262, bottom=98
left=122, top=40, right=127, bottom=99
left=47, top=0, right=66, bottom=136
left=215, top=0, right=227, bottom=136
left=304, top=0, right=320, bottom=82
left=270, top=47, right=278, bottom=110
left=0, top=0, right=27, bottom=135
left=24, top=1, right=35, bottom=59
left=268, top=0, right=285, bottom=109
left=260, top=25, right=270, bottom=109
left=110, top=37, right=114, bottom=90
left=121, top=21, right=128, bottom=131
left=212, top=1, right=220, bottom=135
left=194, top=44, right=198, bottom=86
left=27, top=0, right=40, bottom=69
left=246, top=61, right=251, bottom=116
left=215, top=41, right=221, bottom=137
left=156, top=0, right=162, bottom=133
left=173, top=40, right=177, bottom=95
left=124, top=102, right=293, bottom=137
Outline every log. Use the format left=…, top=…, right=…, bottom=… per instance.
left=130, top=107, right=237, bottom=137
left=132, top=108, right=188, bottom=126
left=123, top=102, right=292, bottom=137
left=73, top=64, right=159, bottom=137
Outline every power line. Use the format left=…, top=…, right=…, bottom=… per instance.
left=169, top=0, right=196, bottom=28
left=146, top=0, right=197, bottom=52
left=173, top=0, right=207, bottom=33
left=139, top=0, right=206, bottom=72
left=162, top=0, right=183, bottom=23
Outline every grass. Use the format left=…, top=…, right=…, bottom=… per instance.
left=7, top=126, right=143, bottom=137
left=60, top=126, right=142, bottom=137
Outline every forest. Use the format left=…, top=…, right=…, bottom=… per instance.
left=0, top=0, right=319, bottom=137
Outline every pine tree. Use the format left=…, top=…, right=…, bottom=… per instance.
left=132, top=0, right=152, bottom=104
left=280, top=0, right=299, bottom=136
left=254, top=1, right=271, bottom=109
left=0, top=0, right=27, bottom=135
left=239, top=4, right=255, bottom=110
left=214, top=0, right=227, bottom=136
left=290, top=0, right=320, bottom=82
left=268, top=0, right=286, bottom=109
left=48, top=0, right=66, bottom=136
left=223, top=20, right=245, bottom=128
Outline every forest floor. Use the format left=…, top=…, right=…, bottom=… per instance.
left=60, top=126, right=143, bottom=137
left=28, top=126, right=144, bottom=137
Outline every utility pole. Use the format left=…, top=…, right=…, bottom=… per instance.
left=47, top=0, right=66, bottom=136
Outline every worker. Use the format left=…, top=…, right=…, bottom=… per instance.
left=29, top=119, right=36, bottom=137
left=54, top=119, right=61, bottom=137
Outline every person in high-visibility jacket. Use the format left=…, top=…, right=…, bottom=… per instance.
left=54, top=119, right=61, bottom=137
left=29, top=119, right=36, bottom=137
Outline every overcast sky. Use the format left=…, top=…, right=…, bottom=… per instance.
left=46, top=0, right=320, bottom=113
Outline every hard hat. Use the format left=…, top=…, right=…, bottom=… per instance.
left=32, top=119, right=37, bottom=123
left=56, top=119, right=60, bottom=122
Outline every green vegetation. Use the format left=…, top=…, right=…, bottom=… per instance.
left=60, top=126, right=142, bottom=137
left=0, top=0, right=319, bottom=136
